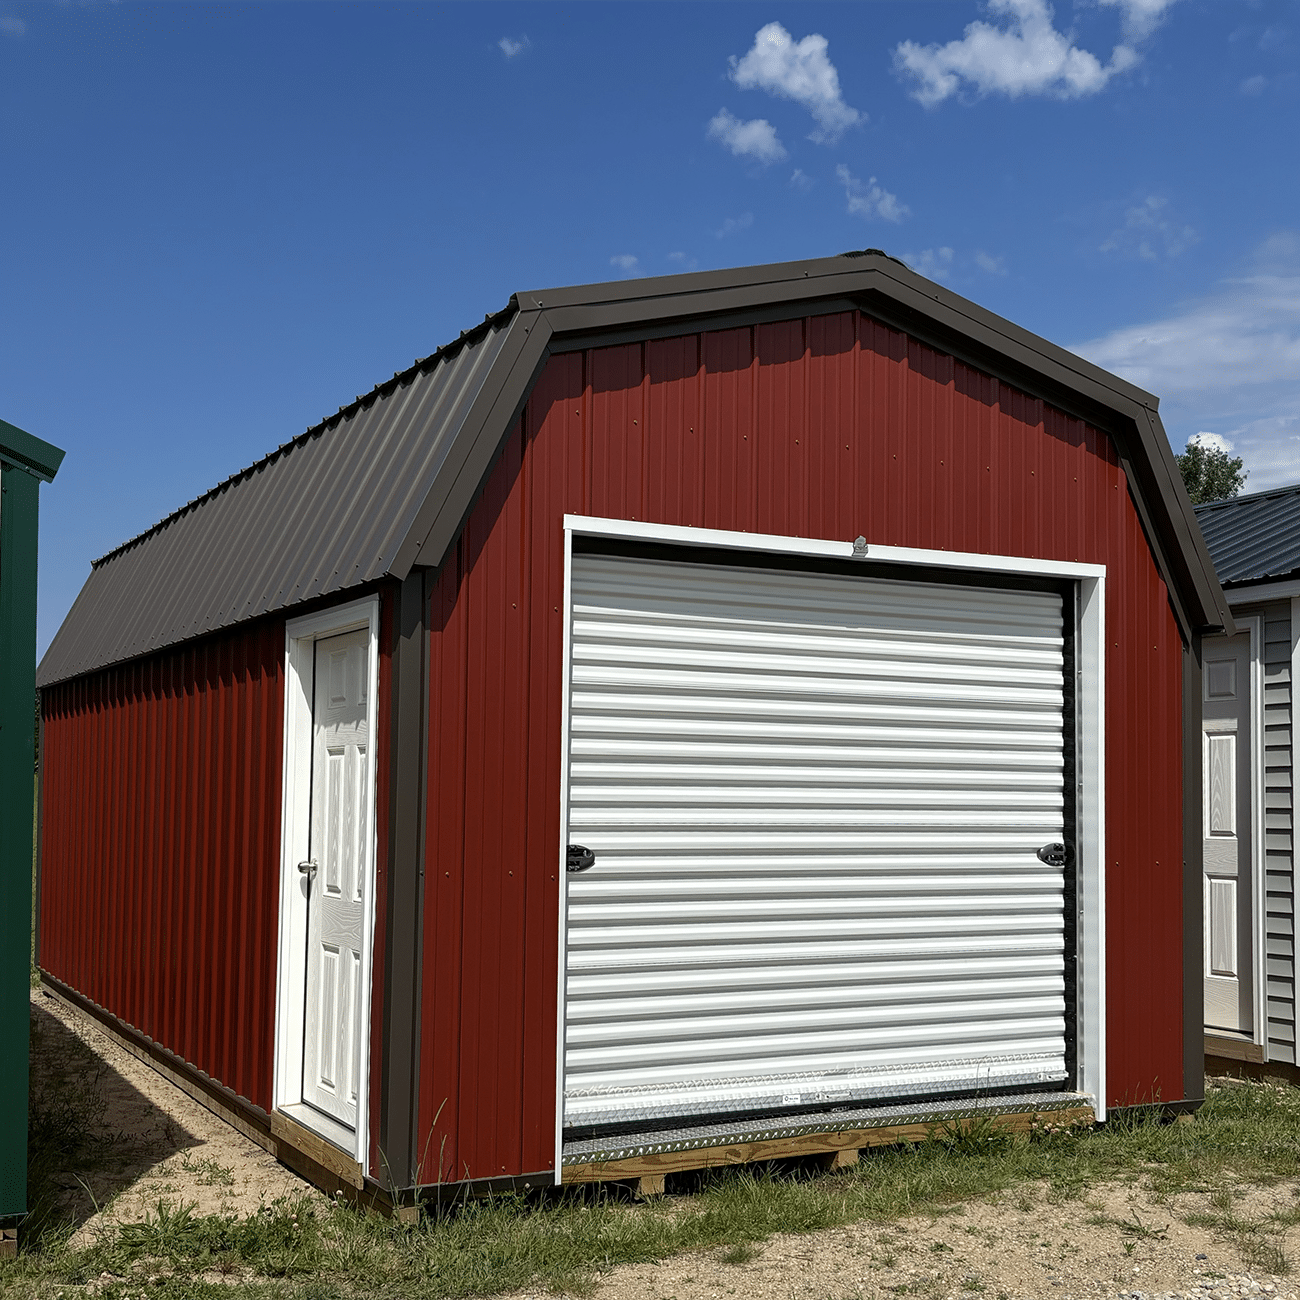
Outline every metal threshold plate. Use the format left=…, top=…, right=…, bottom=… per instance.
left=562, top=1090, right=1092, bottom=1167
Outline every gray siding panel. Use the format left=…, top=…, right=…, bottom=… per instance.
left=1257, top=599, right=1297, bottom=1062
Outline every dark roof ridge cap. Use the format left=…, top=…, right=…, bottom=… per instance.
left=1193, top=481, right=1300, bottom=513
left=517, top=250, right=902, bottom=311
left=90, top=298, right=521, bottom=570
left=518, top=251, right=1162, bottom=413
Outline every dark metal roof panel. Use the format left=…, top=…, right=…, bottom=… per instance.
left=37, top=311, right=517, bottom=686
left=1194, top=483, right=1300, bottom=585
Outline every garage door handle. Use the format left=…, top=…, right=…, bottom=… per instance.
left=567, top=845, right=596, bottom=873
left=1036, top=843, right=1069, bottom=867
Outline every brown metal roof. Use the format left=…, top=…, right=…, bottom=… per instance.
left=38, top=307, right=520, bottom=685
left=38, top=250, right=1231, bottom=687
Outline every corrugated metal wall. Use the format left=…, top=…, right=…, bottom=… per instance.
left=39, top=620, right=287, bottom=1111
left=418, top=312, right=1187, bottom=1182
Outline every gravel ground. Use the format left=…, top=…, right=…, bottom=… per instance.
left=554, top=1176, right=1300, bottom=1300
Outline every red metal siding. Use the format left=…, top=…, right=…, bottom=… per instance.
left=40, top=619, right=286, bottom=1109
left=418, top=309, right=1187, bottom=1181
left=41, top=594, right=397, bottom=1133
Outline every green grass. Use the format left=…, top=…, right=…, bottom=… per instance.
left=5, top=1079, right=1300, bottom=1300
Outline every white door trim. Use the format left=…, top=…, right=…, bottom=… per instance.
left=274, top=594, right=381, bottom=1164
left=1240, top=614, right=1268, bottom=1051
left=553, top=516, right=1108, bottom=1181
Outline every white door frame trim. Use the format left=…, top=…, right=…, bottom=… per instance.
left=274, top=594, right=381, bottom=1164
left=1236, top=614, right=1268, bottom=1051
left=553, top=516, right=1109, bottom=1181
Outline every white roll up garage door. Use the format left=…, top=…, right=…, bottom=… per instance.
left=563, top=552, right=1068, bottom=1133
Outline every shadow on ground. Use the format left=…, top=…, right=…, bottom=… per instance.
left=27, top=994, right=204, bottom=1243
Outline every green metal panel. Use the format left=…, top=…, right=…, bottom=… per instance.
left=0, top=420, right=62, bottom=1231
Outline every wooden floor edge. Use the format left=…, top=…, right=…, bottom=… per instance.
left=1204, top=1033, right=1266, bottom=1063
left=561, top=1105, right=1095, bottom=1183
left=35, top=979, right=380, bottom=1207
left=1206, top=1051, right=1300, bottom=1084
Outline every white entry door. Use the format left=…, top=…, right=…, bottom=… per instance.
left=302, top=627, right=371, bottom=1130
left=1203, top=632, right=1254, bottom=1036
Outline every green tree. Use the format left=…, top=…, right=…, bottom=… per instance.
left=1176, top=437, right=1247, bottom=504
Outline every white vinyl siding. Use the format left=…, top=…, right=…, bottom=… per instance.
left=562, top=553, right=1068, bottom=1132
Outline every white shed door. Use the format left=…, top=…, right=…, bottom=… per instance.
left=1202, top=632, right=1253, bottom=1035
left=302, top=628, right=371, bottom=1131
left=563, top=554, right=1068, bottom=1133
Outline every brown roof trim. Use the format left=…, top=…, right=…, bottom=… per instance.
left=43, top=250, right=1228, bottom=689
left=396, top=250, right=1229, bottom=637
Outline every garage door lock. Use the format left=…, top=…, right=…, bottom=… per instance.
left=567, top=844, right=596, bottom=873
left=1036, top=842, right=1070, bottom=867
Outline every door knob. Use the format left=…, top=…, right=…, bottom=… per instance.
left=297, top=859, right=318, bottom=878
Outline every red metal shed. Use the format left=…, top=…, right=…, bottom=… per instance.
left=36, top=252, right=1231, bottom=1202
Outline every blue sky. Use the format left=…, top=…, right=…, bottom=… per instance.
left=3, top=1, right=1297, bottom=654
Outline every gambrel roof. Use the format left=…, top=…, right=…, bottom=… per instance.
left=38, top=250, right=1231, bottom=687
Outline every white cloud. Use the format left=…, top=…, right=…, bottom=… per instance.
left=498, top=35, right=529, bottom=59
left=730, top=22, right=862, bottom=141
left=707, top=109, right=787, bottom=164
left=1098, top=0, right=1179, bottom=42
left=1099, top=195, right=1198, bottom=261
left=894, top=0, right=1145, bottom=107
left=0, top=13, right=26, bottom=36
left=789, top=168, right=814, bottom=191
left=902, top=248, right=955, bottom=281
left=975, top=250, right=1007, bottom=274
left=1241, top=74, right=1268, bottom=96
left=716, top=212, right=754, bottom=239
left=1072, top=233, right=1300, bottom=490
left=609, top=254, right=640, bottom=275
left=837, top=165, right=908, bottom=224
left=666, top=252, right=699, bottom=271
left=1189, top=431, right=1235, bottom=456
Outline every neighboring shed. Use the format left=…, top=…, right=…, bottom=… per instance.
left=2, top=419, right=63, bottom=1253
left=36, top=252, right=1230, bottom=1205
left=1195, top=485, right=1300, bottom=1077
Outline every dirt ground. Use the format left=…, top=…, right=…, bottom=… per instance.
left=30, top=987, right=1300, bottom=1299
left=30, top=989, right=324, bottom=1244
left=558, top=1178, right=1300, bottom=1300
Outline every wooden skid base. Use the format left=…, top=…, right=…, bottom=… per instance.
left=563, top=1107, right=1094, bottom=1185
left=1205, top=1033, right=1266, bottom=1064
left=1, top=1227, right=17, bottom=1260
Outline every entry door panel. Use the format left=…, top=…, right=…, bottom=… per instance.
left=563, top=554, right=1068, bottom=1133
left=303, top=628, right=370, bottom=1129
left=1203, top=633, right=1253, bottom=1035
